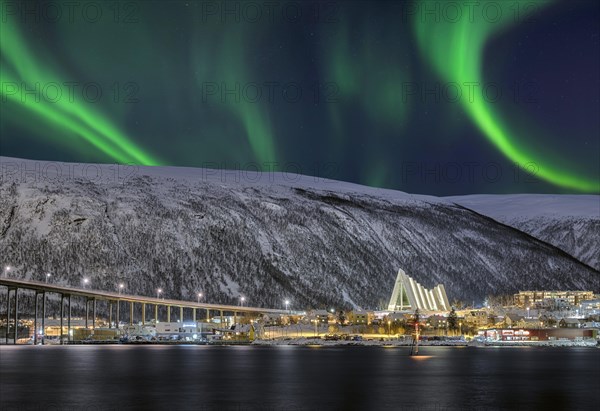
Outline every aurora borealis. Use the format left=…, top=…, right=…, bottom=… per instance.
left=1, top=0, right=598, bottom=194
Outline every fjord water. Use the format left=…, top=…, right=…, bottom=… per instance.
left=1, top=346, right=598, bottom=410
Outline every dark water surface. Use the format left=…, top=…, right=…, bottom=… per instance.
left=1, top=345, right=598, bottom=410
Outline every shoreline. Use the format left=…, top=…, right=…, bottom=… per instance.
left=1, top=338, right=597, bottom=348
left=252, top=337, right=599, bottom=348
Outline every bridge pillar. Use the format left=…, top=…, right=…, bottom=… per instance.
left=142, top=303, right=146, bottom=326
left=5, top=288, right=12, bottom=344
left=34, top=291, right=39, bottom=345
left=92, top=299, right=96, bottom=330
left=13, top=288, right=18, bottom=344
left=206, top=308, right=210, bottom=322
left=167, top=306, right=171, bottom=322
left=193, top=308, right=196, bottom=323
left=85, top=298, right=89, bottom=329
left=67, top=294, right=71, bottom=343
left=179, top=307, right=183, bottom=322
left=154, top=304, right=158, bottom=323
left=220, top=310, right=224, bottom=328
left=116, top=300, right=120, bottom=330
left=41, top=292, right=46, bottom=345
left=130, top=301, right=134, bottom=325
left=234, top=312, right=237, bottom=325
left=109, top=302, right=113, bottom=328
left=60, top=294, right=64, bottom=344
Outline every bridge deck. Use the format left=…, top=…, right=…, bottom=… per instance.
left=0, top=277, right=290, bottom=315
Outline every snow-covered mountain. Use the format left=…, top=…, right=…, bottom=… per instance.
left=1, top=157, right=598, bottom=310
left=447, top=195, right=600, bottom=270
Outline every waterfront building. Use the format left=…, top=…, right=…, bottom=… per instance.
left=559, top=318, right=582, bottom=329
left=580, top=299, right=600, bottom=313
left=306, top=309, right=333, bottom=324
left=427, top=314, right=447, bottom=329
left=514, top=290, right=595, bottom=308
left=503, top=313, right=524, bottom=328
left=478, top=328, right=597, bottom=342
left=347, top=310, right=373, bottom=325
left=155, top=321, right=199, bottom=339
left=464, top=310, right=489, bottom=328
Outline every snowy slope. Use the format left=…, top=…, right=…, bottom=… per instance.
left=1, top=157, right=598, bottom=310
left=447, top=194, right=600, bottom=270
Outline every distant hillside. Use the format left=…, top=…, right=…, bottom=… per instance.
left=447, top=194, right=600, bottom=270
left=1, top=157, right=598, bottom=310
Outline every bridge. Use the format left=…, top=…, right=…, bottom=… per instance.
left=0, top=277, right=292, bottom=345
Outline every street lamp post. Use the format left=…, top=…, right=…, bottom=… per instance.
left=157, top=288, right=162, bottom=299
left=118, top=283, right=124, bottom=295
left=197, top=293, right=203, bottom=304
left=240, top=296, right=245, bottom=307
left=4, top=266, right=10, bottom=277
left=83, top=278, right=89, bottom=289
left=285, top=299, right=290, bottom=314
left=45, top=273, right=51, bottom=283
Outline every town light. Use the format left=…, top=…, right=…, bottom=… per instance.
left=285, top=299, right=290, bottom=313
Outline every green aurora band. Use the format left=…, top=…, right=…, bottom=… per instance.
left=414, top=0, right=599, bottom=192
left=0, top=0, right=163, bottom=166
left=324, top=11, right=410, bottom=187
left=190, top=20, right=277, bottom=165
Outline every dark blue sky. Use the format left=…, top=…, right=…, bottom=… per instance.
left=1, top=0, right=598, bottom=195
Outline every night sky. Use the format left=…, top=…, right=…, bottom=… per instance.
left=1, top=0, right=598, bottom=195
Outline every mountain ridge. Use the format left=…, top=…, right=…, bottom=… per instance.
left=1, top=157, right=598, bottom=309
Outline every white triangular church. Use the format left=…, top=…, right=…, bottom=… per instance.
left=387, top=268, right=450, bottom=312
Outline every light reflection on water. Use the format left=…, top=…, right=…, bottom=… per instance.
left=0, top=345, right=598, bottom=410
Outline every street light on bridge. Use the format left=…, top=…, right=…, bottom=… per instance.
left=45, top=273, right=51, bottom=283
left=240, top=296, right=245, bottom=307
left=197, top=293, right=203, bottom=303
left=83, top=278, right=89, bottom=289
left=285, top=299, right=290, bottom=313
left=4, top=266, right=10, bottom=277
left=157, top=288, right=163, bottom=299
left=118, top=283, right=125, bottom=295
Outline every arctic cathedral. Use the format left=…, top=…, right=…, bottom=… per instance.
left=387, top=268, right=451, bottom=312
